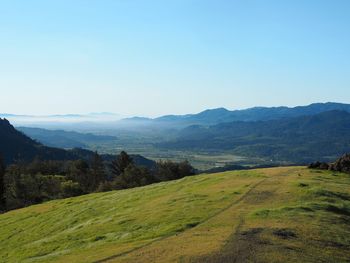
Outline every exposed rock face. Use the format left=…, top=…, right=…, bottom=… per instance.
left=329, top=154, right=350, bottom=173
left=309, top=154, right=350, bottom=173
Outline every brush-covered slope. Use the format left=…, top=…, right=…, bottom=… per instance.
left=0, top=167, right=350, bottom=262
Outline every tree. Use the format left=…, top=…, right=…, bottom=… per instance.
left=154, top=160, right=176, bottom=181
left=0, top=155, right=5, bottom=210
left=115, top=164, right=155, bottom=189
left=61, top=180, right=84, bottom=198
left=177, top=160, right=195, bottom=178
left=88, top=152, right=106, bottom=191
left=39, top=175, right=62, bottom=200
left=17, top=174, right=41, bottom=206
left=3, top=163, right=21, bottom=210
left=68, top=160, right=89, bottom=192
left=26, top=158, right=65, bottom=176
left=155, top=160, right=195, bottom=181
left=111, top=151, right=133, bottom=177
left=3, top=172, right=20, bottom=211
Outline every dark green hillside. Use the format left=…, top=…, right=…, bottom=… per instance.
left=0, top=118, right=77, bottom=164
left=0, top=119, right=154, bottom=167
left=159, top=110, right=350, bottom=163
left=17, top=127, right=118, bottom=149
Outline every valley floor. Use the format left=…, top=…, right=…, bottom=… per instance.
left=0, top=167, right=349, bottom=262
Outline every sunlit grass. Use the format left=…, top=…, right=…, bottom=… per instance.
left=0, top=167, right=349, bottom=263
left=0, top=170, right=261, bottom=262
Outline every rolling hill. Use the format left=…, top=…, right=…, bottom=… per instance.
left=0, top=167, right=349, bottom=262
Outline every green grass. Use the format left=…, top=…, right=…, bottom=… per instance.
left=86, top=138, right=258, bottom=170
left=0, top=167, right=349, bottom=263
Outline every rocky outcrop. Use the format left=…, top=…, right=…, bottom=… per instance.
left=309, top=154, right=350, bottom=173
left=329, top=154, right=350, bottom=173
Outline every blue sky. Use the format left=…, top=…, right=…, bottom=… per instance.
left=1, top=0, right=349, bottom=117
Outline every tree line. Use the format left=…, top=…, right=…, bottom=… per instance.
left=0, top=151, right=195, bottom=213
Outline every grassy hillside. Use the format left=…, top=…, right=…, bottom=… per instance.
left=0, top=167, right=349, bottom=262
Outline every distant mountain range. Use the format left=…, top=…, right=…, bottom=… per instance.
left=158, top=110, right=350, bottom=163
left=2, top=102, right=350, bottom=166
left=119, top=102, right=350, bottom=128
left=3, top=102, right=350, bottom=131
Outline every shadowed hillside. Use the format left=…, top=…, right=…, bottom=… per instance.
left=0, top=118, right=76, bottom=164
left=0, top=118, right=154, bottom=167
left=17, top=127, right=118, bottom=149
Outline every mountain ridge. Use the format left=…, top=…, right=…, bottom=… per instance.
left=3, top=102, right=350, bottom=130
left=119, top=102, right=350, bottom=128
left=158, top=110, right=350, bottom=163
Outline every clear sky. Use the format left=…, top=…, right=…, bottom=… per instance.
left=1, top=0, right=350, bottom=117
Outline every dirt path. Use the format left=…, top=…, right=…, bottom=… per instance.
left=190, top=168, right=290, bottom=263
left=192, top=168, right=293, bottom=263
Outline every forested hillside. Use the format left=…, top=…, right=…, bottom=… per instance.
left=0, top=118, right=76, bottom=164
left=159, top=110, right=350, bottom=163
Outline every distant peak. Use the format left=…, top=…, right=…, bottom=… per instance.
left=200, top=107, right=229, bottom=113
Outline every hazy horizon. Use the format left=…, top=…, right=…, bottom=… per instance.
left=1, top=101, right=349, bottom=121
left=1, top=0, right=350, bottom=116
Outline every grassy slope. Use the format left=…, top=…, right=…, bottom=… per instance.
left=0, top=167, right=349, bottom=263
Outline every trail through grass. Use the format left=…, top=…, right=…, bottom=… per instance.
left=0, top=167, right=349, bottom=262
